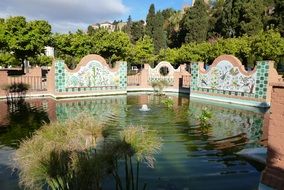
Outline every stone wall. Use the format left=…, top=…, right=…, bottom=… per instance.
left=261, top=82, right=284, bottom=189
left=127, top=61, right=190, bottom=93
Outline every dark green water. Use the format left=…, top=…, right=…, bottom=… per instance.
left=0, top=94, right=267, bottom=190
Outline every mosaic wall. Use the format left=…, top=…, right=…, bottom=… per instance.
left=191, top=58, right=270, bottom=100
left=55, top=59, right=127, bottom=93
left=148, top=61, right=176, bottom=85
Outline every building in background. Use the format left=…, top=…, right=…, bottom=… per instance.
left=44, top=46, right=54, bottom=57
left=91, top=21, right=126, bottom=32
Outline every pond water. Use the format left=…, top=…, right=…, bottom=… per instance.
left=0, top=94, right=267, bottom=190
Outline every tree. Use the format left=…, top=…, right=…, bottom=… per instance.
left=128, top=36, right=155, bottom=66
left=208, top=0, right=225, bottom=38
left=28, top=55, right=53, bottom=67
left=0, top=18, right=7, bottom=51
left=92, top=31, right=131, bottom=64
left=4, top=16, right=52, bottom=69
left=161, top=8, right=177, bottom=21
left=130, top=20, right=145, bottom=43
left=274, top=0, right=284, bottom=35
left=220, top=0, right=241, bottom=37
left=180, top=0, right=209, bottom=43
left=87, top=25, right=95, bottom=35
left=239, top=0, right=264, bottom=36
left=0, top=52, right=18, bottom=67
left=153, top=11, right=167, bottom=53
left=220, top=0, right=264, bottom=37
left=250, top=30, right=284, bottom=63
left=166, top=10, right=184, bottom=47
left=145, top=4, right=156, bottom=38
left=122, top=15, right=132, bottom=38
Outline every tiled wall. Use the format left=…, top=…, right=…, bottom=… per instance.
left=54, top=59, right=127, bottom=93
left=147, top=61, right=176, bottom=86
left=190, top=56, right=271, bottom=102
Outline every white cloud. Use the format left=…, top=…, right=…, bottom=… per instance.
left=0, top=0, right=129, bottom=32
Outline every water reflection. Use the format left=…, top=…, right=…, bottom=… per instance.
left=0, top=94, right=268, bottom=190
left=0, top=101, right=50, bottom=148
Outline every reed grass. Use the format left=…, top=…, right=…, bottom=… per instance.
left=13, top=114, right=162, bottom=190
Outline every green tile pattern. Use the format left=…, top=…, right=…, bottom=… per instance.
left=55, top=60, right=66, bottom=92
left=190, top=60, right=270, bottom=100
left=55, top=60, right=127, bottom=93
left=119, top=62, right=127, bottom=89
left=254, top=61, right=269, bottom=99
left=190, top=63, right=199, bottom=91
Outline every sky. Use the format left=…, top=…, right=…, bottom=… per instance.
left=0, top=0, right=193, bottom=33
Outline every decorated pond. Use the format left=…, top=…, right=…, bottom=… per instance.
left=0, top=94, right=267, bottom=190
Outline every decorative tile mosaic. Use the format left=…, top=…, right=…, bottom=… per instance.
left=191, top=59, right=270, bottom=100
left=148, top=62, right=176, bottom=85
left=55, top=60, right=127, bottom=93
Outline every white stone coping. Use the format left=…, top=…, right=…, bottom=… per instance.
left=190, top=93, right=270, bottom=108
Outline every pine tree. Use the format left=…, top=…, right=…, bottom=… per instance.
left=221, top=0, right=241, bottom=37
left=146, top=4, right=156, bottom=38
left=153, top=11, right=167, bottom=53
left=208, top=0, right=225, bottom=38
left=130, top=20, right=145, bottom=43
left=274, top=0, right=284, bottom=36
left=221, top=0, right=264, bottom=37
left=239, top=0, right=264, bottom=36
left=180, top=0, right=209, bottom=43
left=87, top=25, right=95, bottom=35
left=122, top=15, right=132, bottom=37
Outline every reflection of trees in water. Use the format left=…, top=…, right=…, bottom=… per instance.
left=0, top=101, right=50, bottom=148
left=173, top=101, right=265, bottom=168
left=188, top=102, right=264, bottom=148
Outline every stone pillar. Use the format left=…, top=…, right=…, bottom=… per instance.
left=140, top=64, right=150, bottom=88
left=261, top=82, right=284, bottom=189
left=0, top=71, right=9, bottom=96
left=173, top=72, right=181, bottom=89
left=46, top=62, right=56, bottom=95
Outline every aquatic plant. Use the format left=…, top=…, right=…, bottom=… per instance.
left=151, top=80, right=169, bottom=95
left=118, top=126, right=162, bottom=190
left=13, top=114, right=162, bottom=190
left=161, top=97, right=174, bottom=109
left=13, top=114, right=107, bottom=189
left=3, top=82, right=30, bottom=105
left=198, top=107, right=213, bottom=131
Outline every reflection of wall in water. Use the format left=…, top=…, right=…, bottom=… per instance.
left=55, top=96, right=127, bottom=125
left=189, top=102, right=264, bottom=147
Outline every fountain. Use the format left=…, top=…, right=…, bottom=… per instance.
left=139, top=104, right=150, bottom=111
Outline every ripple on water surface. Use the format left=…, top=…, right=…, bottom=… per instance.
left=0, top=94, right=267, bottom=190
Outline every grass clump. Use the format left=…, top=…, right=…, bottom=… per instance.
left=13, top=114, right=162, bottom=190
left=198, top=107, right=213, bottom=131
left=13, top=113, right=106, bottom=190
left=161, top=97, right=174, bottom=109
